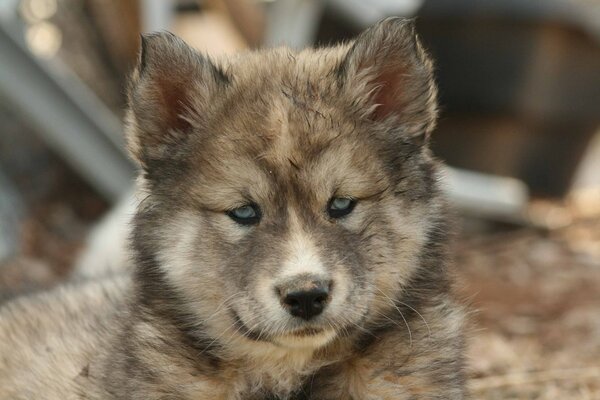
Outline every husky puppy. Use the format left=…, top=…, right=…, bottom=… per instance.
left=0, top=18, right=467, bottom=399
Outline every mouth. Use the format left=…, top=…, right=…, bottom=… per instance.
left=287, top=327, right=325, bottom=337
left=231, top=310, right=335, bottom=347
left=274, top=326, right=337, bottom=349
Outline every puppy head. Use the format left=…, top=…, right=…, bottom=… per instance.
left=128, top=18, right=442, bottom=351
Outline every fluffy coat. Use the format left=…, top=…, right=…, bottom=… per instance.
left=0, top=18, right=467, bottom=399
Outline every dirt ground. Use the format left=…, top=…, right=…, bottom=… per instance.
left=457, top=201, right=600, bottom=399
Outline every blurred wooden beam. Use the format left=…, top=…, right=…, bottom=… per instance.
left=206, top=0, right=265, bottom=47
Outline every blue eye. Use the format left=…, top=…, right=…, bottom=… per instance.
left=227, top=204, right=261, bottom=225
left=327, top=197, right=356, bottom=219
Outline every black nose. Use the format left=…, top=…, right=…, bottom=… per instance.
left=283, top=288, right=330, bottom=320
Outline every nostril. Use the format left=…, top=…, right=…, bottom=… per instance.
left=282, top=288, right=330, bottom=320
left=313, top=294, right=327, bottom=307
left=284, top=296, right=300, bottom=309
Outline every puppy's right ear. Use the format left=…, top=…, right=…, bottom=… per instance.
left=126, top=32, right=229, bottom=169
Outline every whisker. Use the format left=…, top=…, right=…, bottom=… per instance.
left=374, top=287, right=413, bottom=346
left=394, top=300, right=431, bottom=339
left=202, top=313, right=261, bottom=353
left=195, top=291, right=243, bottom=326
left=372, top=309, right=412, bottom=347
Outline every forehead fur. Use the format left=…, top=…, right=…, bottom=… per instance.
left=172, top=45, right=395, bottom=208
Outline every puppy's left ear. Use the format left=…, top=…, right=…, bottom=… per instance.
left=338, top=18, right=437, bottom=142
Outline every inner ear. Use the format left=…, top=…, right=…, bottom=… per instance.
left=337, top=18, right=438, bottom=139
left=126, top=32, right=230, bottom=167
left=371, top=67, right=407, bottom=120
left=154, top=75, right=193, bottom=134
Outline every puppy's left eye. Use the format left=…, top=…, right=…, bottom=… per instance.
left=327, top=197, right=357, bottom=219
left=228, top=204, right=261, bottom=225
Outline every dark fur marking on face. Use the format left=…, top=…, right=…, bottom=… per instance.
left=281, top=88, right=326, bottom=120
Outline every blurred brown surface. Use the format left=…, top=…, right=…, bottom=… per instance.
left=0, top=117, right=108, bottom=301
left=86, top=0, right=141, bottom=83
left=458, top=212, right=600, bottom=399
left=205, top=0, right=265, bottom=48
left=173, top=10, right=247, bottom=56
left=50, top=0, right=126, bottom=113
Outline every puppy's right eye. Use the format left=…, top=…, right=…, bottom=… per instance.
left=227, top=204, right=261, bottom=225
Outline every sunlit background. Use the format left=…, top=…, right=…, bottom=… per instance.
left=0, top=1, right=599, bottom=398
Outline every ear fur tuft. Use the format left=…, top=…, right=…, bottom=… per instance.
left=126, top=32, right=228, bottom=168
left=338, top=18, right=438, bottom=141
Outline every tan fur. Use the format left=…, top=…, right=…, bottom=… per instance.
left=0, top=18, right=467, bottom=399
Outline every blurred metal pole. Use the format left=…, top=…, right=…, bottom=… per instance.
left=0, top=17, right=134, bottom=202
left=327, top=0, right=423, bottom=27
left=141, top=0, right=174, bottom=33
left=264, top=0, right=324, bottom=48
left=444, top=167, right=529, bottom=222
left=0, top=166, right=23, bottom=263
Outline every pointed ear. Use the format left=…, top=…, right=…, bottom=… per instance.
left=126, top=32, right=229, bottom=168
left=338, top=18, right=437, bottom=141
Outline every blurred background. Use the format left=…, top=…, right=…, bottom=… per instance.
left=0, top=0, right=599, bottom=398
